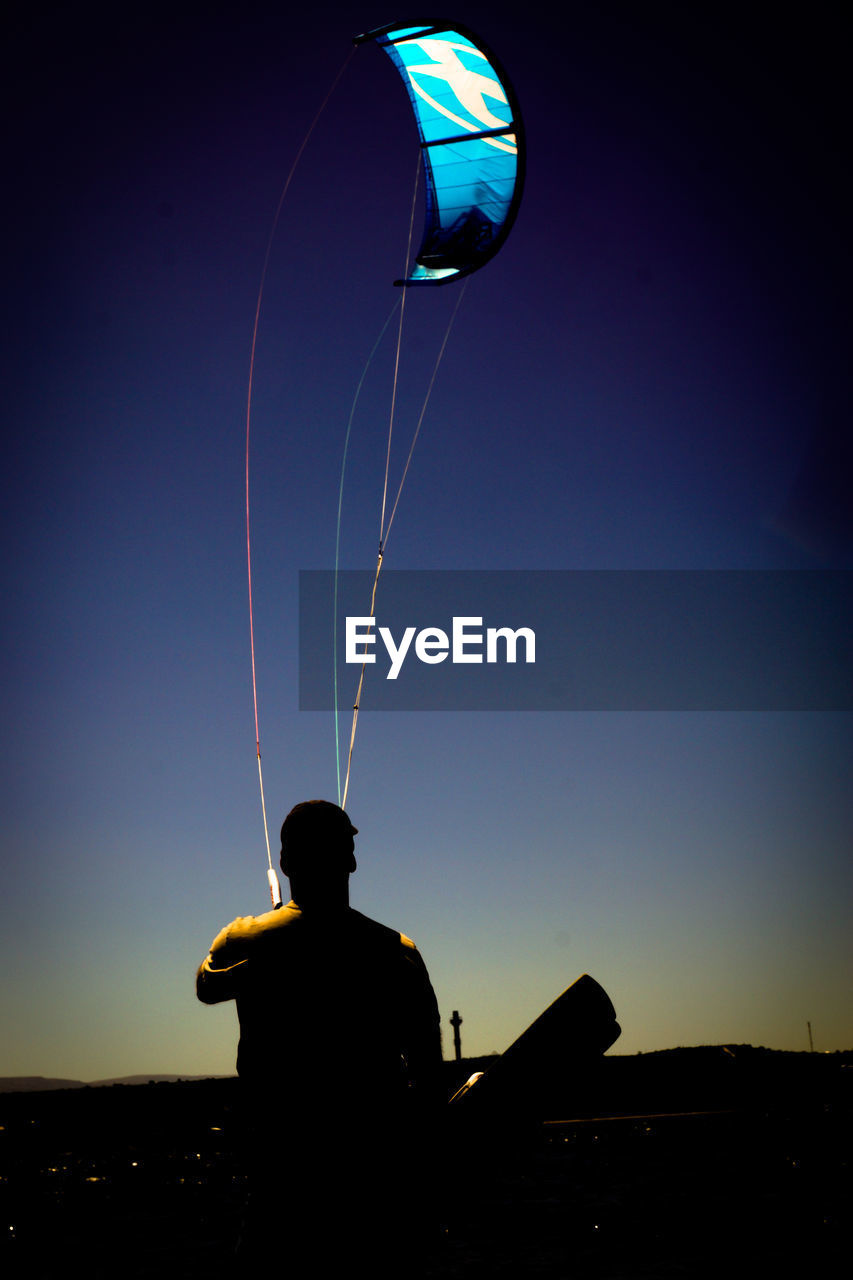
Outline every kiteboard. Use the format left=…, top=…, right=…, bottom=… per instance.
left=448, top=974, right=620, bottom=1111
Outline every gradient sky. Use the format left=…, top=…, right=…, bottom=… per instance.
left=3, top=1, right=851, bottom=1081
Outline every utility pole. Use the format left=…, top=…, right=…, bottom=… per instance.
left=450, top=1009, right=463, bottom=1062
left=807, top=1021, right=814, bottom=1053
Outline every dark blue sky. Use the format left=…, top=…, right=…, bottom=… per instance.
left=2, top=2, right=850, bottom=1078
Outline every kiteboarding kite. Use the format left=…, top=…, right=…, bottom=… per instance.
left=355, top=21, right=525, bottom=285
left=244, top=21, right=526, bottom=896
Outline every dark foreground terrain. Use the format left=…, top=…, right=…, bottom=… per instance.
left=1, top=1047, right=849, bottom=1278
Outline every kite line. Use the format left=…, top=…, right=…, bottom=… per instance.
left=336, top=259, right=469, bottom=809
left=333, top=152, right=418, bottom=809
left=245, top=48, right=355, bottom=907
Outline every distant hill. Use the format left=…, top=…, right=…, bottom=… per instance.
left=89, top=1073, right=229, bottom=1088
left=3, top=1045, right=850, bottom=1104
left=0, top=1073, right=226, bottom=1093
left=0, top=1076, right=88, bottom=1093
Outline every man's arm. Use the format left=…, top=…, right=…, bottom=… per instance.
left=196, top=920, right=250, bottom=1005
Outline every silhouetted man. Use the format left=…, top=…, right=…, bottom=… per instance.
left=197, top=800, right=442, bottom=1273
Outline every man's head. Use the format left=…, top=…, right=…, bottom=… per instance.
left=280, top=801, right=358, bottom=902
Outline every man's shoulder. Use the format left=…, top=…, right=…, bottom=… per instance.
left=217, top=902, right=301, bottom=941
left=347, top=908, right=418, bottom=952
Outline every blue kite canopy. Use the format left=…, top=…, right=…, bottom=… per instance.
left=355, top=21, right=525, bottom=285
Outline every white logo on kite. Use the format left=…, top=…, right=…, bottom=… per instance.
left=405, top=38, right=517, bottom=154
